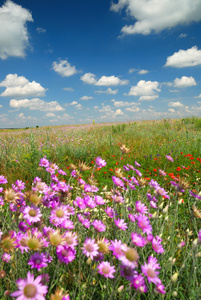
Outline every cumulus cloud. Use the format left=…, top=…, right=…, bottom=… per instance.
left=81, top=73, right=128, bottom=86
left=80, top=73, right=97, bottom=85
left=0, top=0, right=33, bottom=59
left=75, top=104, right=82, bottom=110
left=95, top=88, right=118, bottom=95
left=168, top=108, right=176, bottom=113
left=125, top=107, right=140, bottom=112
left=69, top=101, right=78, bottom=105
left=168, top=101, right=184, bottom=107
left=80, top=96, right=93, bottom=100
left=138, top=69, right=148, bottom=75
left=165, top=46, right=201, bottom=68
left=10, top=98, right=64, bottom=111
left=95, top=75, right=128, bottom=86
left=0, top=74, right=46, bottom=98
left=173, top=76, right=197, bottom=87
left=129, top=68, right=137, bottom=74
left=114, top=109, right=124, bottom=116
left=52, top=59, right=78, bottom=77
left=111, top=0, right=201, bottom=35
left=113, top=100, right=138, bottom=107
left=128, top=80, right=161, bottom=101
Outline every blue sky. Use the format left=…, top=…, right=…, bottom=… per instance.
left=0, top=0, right=201, bottom=128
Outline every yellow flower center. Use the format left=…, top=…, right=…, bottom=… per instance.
left=24, top=284, right=37, bottom=297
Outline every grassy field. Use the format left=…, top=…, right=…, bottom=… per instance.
left=0, top=117, right=201, bottom=299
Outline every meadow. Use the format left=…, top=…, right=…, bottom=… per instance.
left=1, top=117, right=201, bottom=299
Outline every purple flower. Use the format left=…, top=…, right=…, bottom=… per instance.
left=28, top=252, right=49, bottom=271
left=135, top=161, right=141, bottom=167
left=135, top=169, right=142, bottom=177
left=104, top=207, right=115, bottom=218
left=137, top=214, right=152, bottom=234
left=109, top=239, right=124, bottom=258
left=120, top=264, right=137, bottom=281
left=152, top=237, right=165, bottom=254
left=114, top=218, right=128, bottom=231
left=2, top=253, right=11, bottom=262
left=131, top=273, right=147, bottom=293
left=11, top=271, right=48, bottom=299
left=94, top=195, right=105, bottom=205
left=95, top=157, right=107, bottom=168
left=135, top=201, right=148, bottom=214
left=39, top=158, right=49, bottom=168
left=155, top=284, right=166, bottom=294
left=189, top=190, right=201, bottom=200
left=97, top=261, right=115, bottom=278
left=23, top=205, right=42, bottom=225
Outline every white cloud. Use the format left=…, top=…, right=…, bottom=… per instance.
left=70, top=101, right=78, bottom=105
left=95, top=87, right=118, bottom=95
left=80, top=96, right=93, bottom=100
left=195, top=94, right=201, bottom=99
left=36, top=27, right=46, bottom=33
left=95, top=75, right=128, bottom=86
left=10, top=98, right=65, bottom=111
left=178, top=33, right=187, bottom=38
left=80, top=73, right=97, bottom=84
left=129, top=68, right=136, bottom=74
left=111, top=0, right=201, bottom=35
left=168, top=108, right=176, bottom=113
left=63, top=87, right=74, bottom=92
left=114, top=109, right=124, bottom=116
left=52, top=59, right=78, bottom=77
left=0, top=0, right=33, bottom=59
left=165, top=46, right=201, bottom=68
left=113, top=100, right=138, bottom=107
left=128, top=80, right=161, bottom=101
left=173, top=76, right=197, bottom=87
left=0, top=74, right=46, bottom=98
left=46, top=113, right=55, bottom=117
left=125, top=107, right=140, bottom=112
left=138, top=69, right=148, bottom=75
left=75, top=104, right=82, bottom=109
left=168, top=101, right=184, bottom=107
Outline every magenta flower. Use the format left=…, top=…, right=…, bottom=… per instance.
left=56, top=245, right=76, bottom=264
left=11, top=271, right=48, bottom=299
left=0, top=175, right=7, bottom=184
left=23, top=205, right=42, bottom=225
left=63, top=231, right=78, bottom=249
left=112, top=176, right=124, bottom=187
left=155, top=284, right=166, bottom=294
left=135, top=201, right=148, bottom=214
left=2, top=253, right=11, bottom=262
left=198, top=230, right=201, bottom=243
left=94, top=195, right=105, bottom=205
left=39, top=158, right=49, bottom=168
left=120, top=264, right=137, bottom=281
left=97, top=261, right=115, bottom=278
left=135, top=161, right=141, bottom=167
left=50, top=204, right=70, bottom=227
left=141, top=256, right=161, bottom=285
left=165, top=155, right=174, bottom=162
left=28, top=252, right=49, bottom=271
left=109, top=239, right=124, bottom=258
left=104, top=207, right=115, bottom=218
left=131, top=273, right=147, bottom=293
left=92, top=219, right=106, bottom=232
left=152, top=237, right=165, bottom=254
left=119, top=245, right=139, bottom=268
left=82, top=238, right=99, bottom=260
left=95, top=157, right=107, bottom=168
left=114, top=218, right=128, bottom=231
left=131, top=232, right=147, bottom=247
left=137, top=214, right=152, bottom=234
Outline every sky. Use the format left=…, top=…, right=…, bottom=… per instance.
left=0, top=0, right=201, bottom=128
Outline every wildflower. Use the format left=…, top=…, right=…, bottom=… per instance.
left=159, top=169, right=166, bottom=176
left=50, top=204, right=70, bottom=227
left=97, top=261, right=115, bottom=278
left=2, top=253, right=11, bottom=262
left=92, top=219, right=106, bottom=232
left=23, top=205, right=42, bottom=225
left=112, top=176, right=124, bottom=188
left=155, top=284, right=166, bottom=294
left=56, top=245, right=76, bottom=264
left=141, top=256, right=161, bottom=285
left=94, top=195, right=105, bottom=205
left=0, top=175, right=8, bottom=184
left=111, top=194, right=124, bottom=203
left=95, top=157, right=107, bottom=168
left=28, top=252, right=49, bottom=271
left=39, top=158, right=49, bottom=168
left=190, top=190, right=201, bottom=200
left=120, top=245, right=139, bottom=268
left=63, top=231, right=78, bottom=249
left=135, top=161, right=141, bottom=167
left=4, top=188, right=19, bottom=203
left=11, top=271, right=48, bottom=299
left=97, top=238, right=110, bottom=254
left=192, top=205, right=201, bottom=219
left=50, top=288, right=70, bottom=300
left=49, top=229, right=66, bottom=247
left=114, top=218, right=128, bottom=231
left=82, top=238, right=99, bottom=260
left=1, top=232, right=16, bottom=252
left=120, top=264, right=137, bottom=281
left=137, top=214, right=152, bottom=234
left=131, top=232, right=147, bottom=247
left=152, top=237, right=165, bottom=254
left=131, top=274, right=147, bottom=293
left=166, top=155, right=174, bottom=162
left=135, top=201, right=148, bottom=214
left=79, top=161, right=91, bottom=171
left=120, top=144, right=130, bottom=154
left=109, top=239, right=124, bottom=258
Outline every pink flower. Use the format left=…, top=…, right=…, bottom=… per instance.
left=131, top=232, right=147, bottom=247
left=137, top=214, right=152, bottom=234
left=152, top=237, right=165, bottom=254
left=11, top=271, right=48, bottom=299
left=114, top=218, right=128, bottom=231
left=104, top=207, right=115, bottom=218
left=166, top=155, right=174, bottom=162
left=135, top=201, right=148, bottom=214
left=82, top=238, right=99, bottom=260
left=97, top=261, right=115, bottom=278
left=92, top=219, right=106, bottom=232
left=141, top=256, right=161, bottom=285
left=95, top=157, right=107, bottom=168
left=109, top=239, right=124, bottom=258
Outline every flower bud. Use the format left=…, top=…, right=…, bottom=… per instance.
left=171, top=272, right=179, bottom=283
left=118, top=285, right=124, bottom=293
left=172, top=291, right=178, bottom=297
left=163, top=205, right=169, bottom=214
